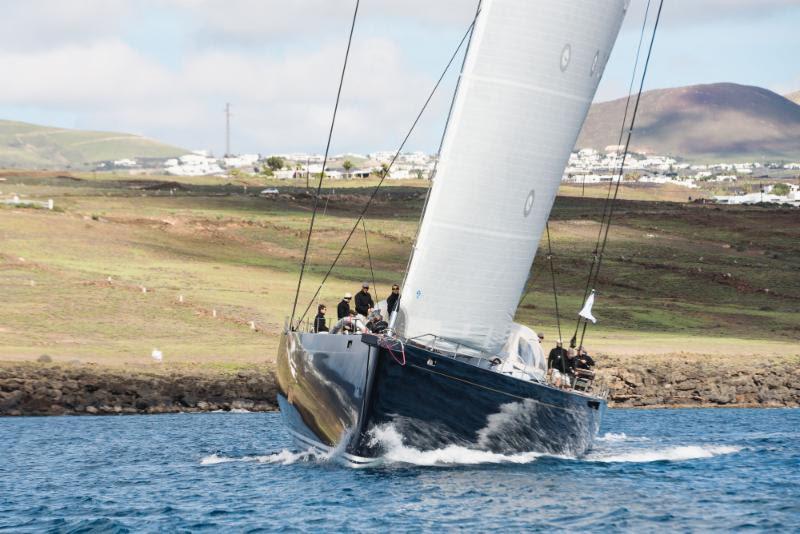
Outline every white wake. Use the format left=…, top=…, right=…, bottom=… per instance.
left=199, top=427, right=742, bottom=468
left=595, top=432, right=651, bottom=443
left=200, top=449, right=319, bottom=466
left=586, top=445, right=741, bottom=463
left=370, top=425, right=544, bottom=466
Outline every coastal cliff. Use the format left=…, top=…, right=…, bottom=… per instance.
left=1, top=359, right=798, bottom=416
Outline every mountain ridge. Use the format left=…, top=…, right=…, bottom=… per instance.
left=577, top=82, right=800, bottom=162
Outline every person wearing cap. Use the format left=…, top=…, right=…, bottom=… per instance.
left=337, top=293, right=352, bottom=319
left=313, top=304, right=329, bottom=333
left=386, top=284, right=401, bottom=314
left=354, top=282, right=374, bottom=316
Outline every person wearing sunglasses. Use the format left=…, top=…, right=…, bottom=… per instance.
left=387, top=284, right=401, bottom=315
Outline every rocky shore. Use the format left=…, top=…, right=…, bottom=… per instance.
left=0, top=364, right=277, bottom=416
left=598, top=358, right=800, bottom=408
left=1, top=358, right=798, bottom=416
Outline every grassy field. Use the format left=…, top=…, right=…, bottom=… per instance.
left=1, top=172, right=798, bottom=369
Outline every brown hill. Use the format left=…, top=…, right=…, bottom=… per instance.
left=577, top=83, right=800, bottom=161
left=786, top=90, right=800, bottom=105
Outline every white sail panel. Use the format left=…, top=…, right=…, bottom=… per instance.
left=399, top=0, right=627, bottom=353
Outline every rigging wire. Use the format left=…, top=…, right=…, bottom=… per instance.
left=575, top=0, right=665, bottom=349
left=289, top=0, right=360, bottom=329
left=545, top=223, right=563, bottom=342
left=293, top=12, right=481, bottom=328
left=570, top=0, right=659, bottom=347
left=362, top=219, right=378, bottom=302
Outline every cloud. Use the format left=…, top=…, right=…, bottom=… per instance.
left=0, top=0, right=133, bottom=51
left=0, top=0, right=797, bottom=154
left=621, top=0, right=800, bottom=31
left=0, top=29, right=450, bottom=153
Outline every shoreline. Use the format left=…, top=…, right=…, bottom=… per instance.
left=1, top=359, right=798, bottom=416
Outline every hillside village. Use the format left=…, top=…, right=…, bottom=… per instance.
left=97, top=146, right=800, bottom=206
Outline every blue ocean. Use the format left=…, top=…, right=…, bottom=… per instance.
left=2, top=408, right=798, bottom=532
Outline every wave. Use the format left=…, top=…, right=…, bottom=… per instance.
left=200, top=449, right=319, bottom=466
left=200, top=426, right=742, bottom=469
left=370, top=424, right=545, bottom=466
left=369, top=425, right=741, bottom=467
left=587, top=445, right=741, bottom=463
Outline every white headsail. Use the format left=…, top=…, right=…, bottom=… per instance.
left=398, top=0, right=628, bottom=353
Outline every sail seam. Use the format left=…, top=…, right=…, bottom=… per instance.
left=462, top=73, right=592, bottom=104
left=426, top=219, right=535, bottom=241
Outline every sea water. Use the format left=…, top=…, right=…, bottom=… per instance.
left=1, top=409, right=798, bottom=531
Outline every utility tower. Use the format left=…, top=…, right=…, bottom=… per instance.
left=224, top=102, right=232, bottom=157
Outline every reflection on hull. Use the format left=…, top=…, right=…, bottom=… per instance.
left=277, top=332, right=605, bottom=462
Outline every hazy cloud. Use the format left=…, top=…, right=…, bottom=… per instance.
left=0, top=0, right=797, bottom=154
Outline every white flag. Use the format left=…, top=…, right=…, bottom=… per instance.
left=579, top=290, right=597, bottom=324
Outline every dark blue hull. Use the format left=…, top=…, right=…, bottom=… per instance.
left=276, top=332, right=605, bottom=463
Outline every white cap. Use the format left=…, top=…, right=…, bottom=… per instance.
left=344, top=292, right=352, bottom=298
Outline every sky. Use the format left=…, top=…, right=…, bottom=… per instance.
left=0, top=0, right=798, bottom=156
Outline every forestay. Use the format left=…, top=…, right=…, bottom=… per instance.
left=399, top=0, right=628, bottom=353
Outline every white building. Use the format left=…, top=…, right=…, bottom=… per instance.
left=224, top=154, right=260, bottom=169
left=165, top=153, right=225, bottom=176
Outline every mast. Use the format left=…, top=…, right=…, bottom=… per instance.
left=398, top=0, right=629, bottom=353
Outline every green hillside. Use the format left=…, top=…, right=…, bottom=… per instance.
left=0, top=120, right=187, bottom=169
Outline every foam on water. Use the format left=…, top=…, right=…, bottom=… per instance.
left=200, top=448, right=319, bottom=466
left=371, top=425, right=544, bottom=466
left=595, top=432, right=650, bottom=443
left=201, top=426, right=742, bottom=469
left=368, top=425, right=741, bottom=467
left=587, top=445, right=742, bottom=463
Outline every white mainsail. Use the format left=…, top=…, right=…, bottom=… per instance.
left=398, top=0, right=628, bottom=353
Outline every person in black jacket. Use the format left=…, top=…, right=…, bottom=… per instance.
left=354, top=283, right=374, bottom=316
left=386, top=284, right=400, bottom=315
left=574, top=347, right=596, bottom=370
left=337, top=293, right=352, bottom=319
left=547, top=340, right=568, bottom=373
left=313, top=304, right=329, bottom=333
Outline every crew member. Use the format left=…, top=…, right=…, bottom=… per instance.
left=366, top=311, right=388, bottom=334
left=354, top=282, right=374, bottom=316
left=313, top=304, right=328, bottom=333
left=337, top=293, right=352, bottom=319
left=386, top=284, right=400, bottom=314
left=574, top=347, right=596, bottom=370
left=547, top=340, right=568, bottom=387
left=330, top=310, right=367, bottom=334
left=548, top=340, right=568, bottom=372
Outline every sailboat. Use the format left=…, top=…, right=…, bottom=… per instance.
left=277, top=0, right=630, bottom=465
